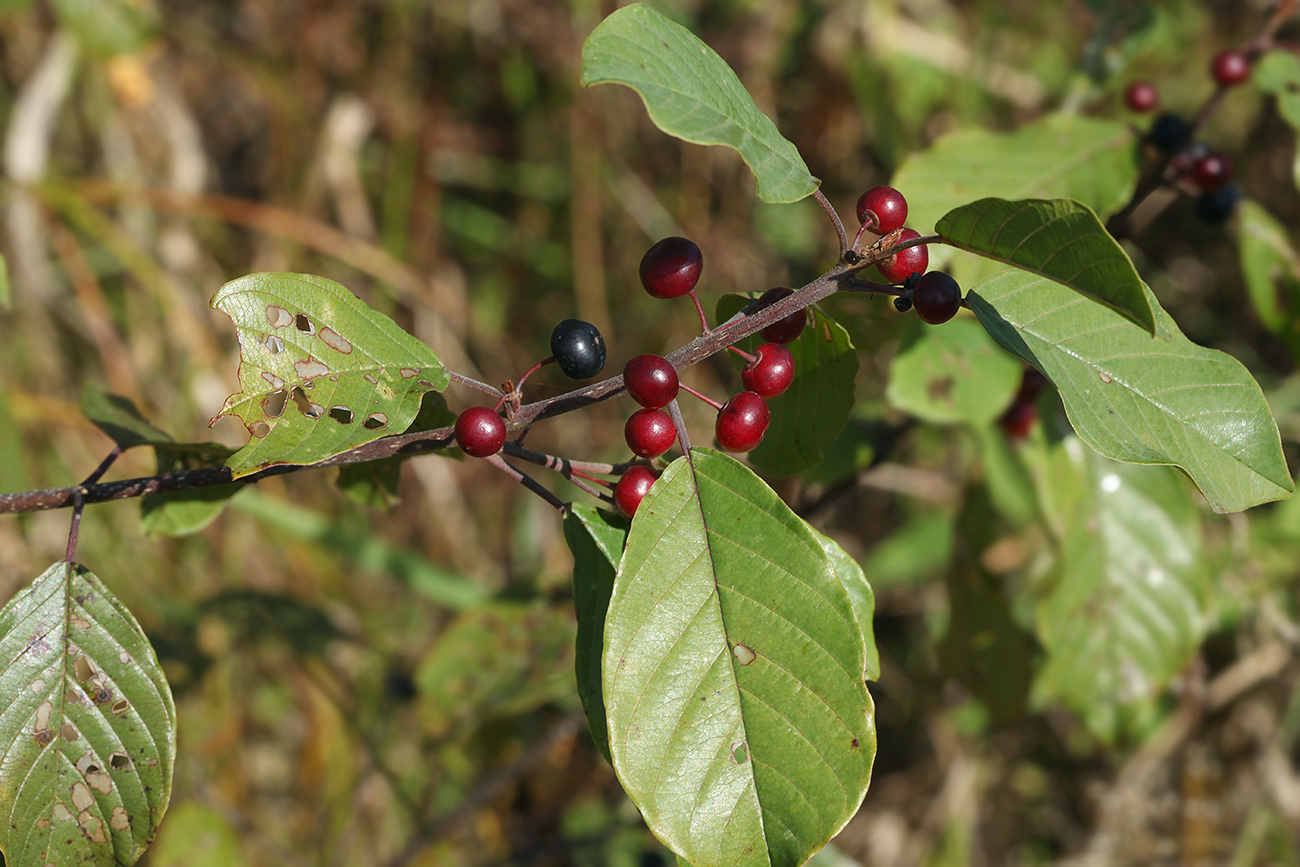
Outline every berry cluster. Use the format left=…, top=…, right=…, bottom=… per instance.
left=1123, top=49, right=1252, bottom=225
left=853, top=185, right=964, bottom=325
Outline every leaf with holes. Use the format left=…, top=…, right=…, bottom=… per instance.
left=966, top=270, right=1292, bottom=513
left=581, top=5, right=818, bottom=204
left=211, top=273, right=449, bottom=478
left=936, top=198, right=1155, bottom=334
left=0, top=561, right=176, bottom=866
left=604, top=449, right=875, bottom=866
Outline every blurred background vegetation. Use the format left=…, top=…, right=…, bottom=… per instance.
left=0, top=0, right=1297, bottom=864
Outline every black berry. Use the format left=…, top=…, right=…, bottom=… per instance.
left=741, top=343, right=795, bottom=399
left=550, top=318, right=606, bottom=380
left=614, top=466, right=659, bottom=519
left=1149, top=113, right=1192, bottom=154
left=715, top=391, right=770, bottom=452
left=624, top=408, right=677, bottom=458
left=876, top=228, right=929, bottom=285
left=1124, top=81, right=1159, bottom=113
left=1210, top=50, right=1250, bottom=87
left=640, top=236, right=704, bottom=300
left=855, top=186, right=908, bottom=235
left=1195, top=182, right=1242, bottom=224
left=911, top=271, right=962, bottom=325
left=455, top=406, right=506, bottom=458
left=623, top=354, right=679, bottom=409
left=753, top=287, right=806, bottom=344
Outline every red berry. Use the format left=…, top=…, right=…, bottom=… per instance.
left=741, top=343, right=795, bottom=398
left=624, top=408, right=677, bottom=458
left=1189, top=150, right=1233, bottom=192
left=753, top=287, right=806, bottom=344
left=998, top=401, right=1038, bottom=440
left=855, top=186, right=908, bottom=235
left=1210, top=50, right=1250, bottom=87
left=911, top=271, right=962, bottom=325
left=1124, top=81, right=1159, bottom=113
left=876, top=228, right=929, bottom=284
left=614, top=466, right=660, bottom=519
left=715, top=391, right=770, bottom=452
left=455, top=406, right=507, bottom=458
left=639, top=236, right=703, bottom=299
left=623, top=354, right=679, bottom=409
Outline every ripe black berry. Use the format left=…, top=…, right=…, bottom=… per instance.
left=1189, top=150, right=1233, bottom=192
left=741, top=343, right=795, bottom=399
left=640, top=236, right=704, bottom=300
left=623, top=354, right=679, bottom=409
left=876, top=228, right=929, bottom=285
left=624, top=408, right=677, bottom=458
left=455, top=406, right=506, bottom=458
left=1124, top=81, right=1159, bottom=113
left=1210, top=50, right=1250, bottom=87
left=715, top=391, right=770, bottom=452
left=911, top=271, right=962, bottom=325
left=614, top=466, right=659, bottom=519
left=1195, top=182, right=1242, bottom=224
left=753, top=287, right=806, bottom=344
left=550, top=318, right=606, bottom=380
left=1149, top=113, right=1192, bottom=154
left=855, top=186, right=908, bottom=235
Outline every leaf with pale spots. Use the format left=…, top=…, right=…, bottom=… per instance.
left=211, top=273, right=449, bottom=478
left=0, top=561, right=176, bottom=866
left=604, top=449, right=875, bottom=866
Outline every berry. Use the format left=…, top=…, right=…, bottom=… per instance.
left=753, top=287, right=807, bottom=344
left=911, top=271, right=963, bottom=325
left=455, top=406, right=506, bottom=458
left=855, top=186, right=908, bottom=235
left=715, top=391, right=770, bottom=452
left=741, top=343, right=795, bottom=398
left=623, top=354, right=679, bottom=409
left=998, top=401, right=1038, bottom=440
left=550, top=318, right=606, bottom=380
left=1210, top=50, right=1250, bottom=87
left=624, top=408, right=677, bottom=458
left=1189, top=150, right=1233, bottom=192
left=1149, top=113, right=1192, bottom=154
left=614, top=466, right=659, bottom=519
left=1170, top=141, right=1209, bottom=176
left=1195, top=181, right=1242, bottom=224
left=1124, top=81, right=1159, bottom=113
left=639, top=236, right=704, bottom=300
left=876, top=228, right=929, bottom=284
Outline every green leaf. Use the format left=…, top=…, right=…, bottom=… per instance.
left=604, top=450, right=874, bottom=866
left=890, top=113, right=1136, bottom=233
left=81, top=384, right=173, bottom=450
left=147, top=802, right=243, bottom=866
left=1254, top=50, right=1300, bottom=131
left=581, top=5, right=818, bottom=204
left=936, top=198, right=1156, bottom=334
left=967, top=270, right=1293, bottom=513
left=1237, top=199, right=1300, bottom=336
left=141, top=442, right=242, bottom=537
left=211, top=273, right=449, bottom=478
left=0, top=561, right=176, bottom=866
left=1026, top=443, right=1207, bottom=742
left=809, top=528, right=879, bottom=682
left=51, top=0, right=156, bottom=56
left=886, top=317, right=1024, bottom=424
left=563, top=504, right=631, bottom=763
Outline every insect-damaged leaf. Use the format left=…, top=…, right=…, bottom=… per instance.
left=211, top=273, right=449, bottom=478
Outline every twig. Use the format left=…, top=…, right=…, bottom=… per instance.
left=813, top=189, right=849, bottom=257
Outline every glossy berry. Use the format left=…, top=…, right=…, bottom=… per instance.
left=1149, top=113, right=1192, bottom=154
left=623, top=354, right=679, bottom=409
left=1195, top=181, right=1242, bottom=224
left=911, top=271, right=963, bottom=325
left=876, top=228, right=929, bottom=284
left=455, top=406, right=506, bottom=458
left=753, top=287, right=807, bottom=344
left=715, top=391, right=770, bottom=452
left=855, top=186, right=908, bottom=235
left=1124, top=81, right=1159, bottom=113
left=639, top=236, right=704, bottom=299
left=1169, top=141, right=1209, bottom=176
left=624, top=408, right=677, bottom=458
left=1189, top=150, right=1233, bottom=192
left=614, top=466, right=660, bottom=519
left=1210, top=50, right=1250, bottom=87
left=550, top=318, right=606, bottom=380
left=741, top=343, right=795, bottom=398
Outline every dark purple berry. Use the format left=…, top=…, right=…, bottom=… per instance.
left=741, top=343, right=795, bottom=399
left=623, top=354, right=679, bottom=409
left=1149, top=113, right=1192, bottom=154
left=715, top=391, right=770, bottom=452
left=639, top=236, right=703, bottom=300
left=1195, top=182, right=1242, bottom=224
left=1189, top=150, right=1233, bottom=192
left=855, top=186, right=908, bottom=235
left=1210, top=50, right=1250, bottom=87
left=911, top=271, right=962, bottom=325
left=550, top=318, right=606, bottom=380
left=455, top=406, right=506, bottom=458
left=614, top=466, right=659, bottom=519
left=1124, top=81, right=1159, bottom=113
left=753, top=287, right=806, bottom=344
left=624, top=408, right=677, bottom=458
left=876, top=228, right=929, bottom=285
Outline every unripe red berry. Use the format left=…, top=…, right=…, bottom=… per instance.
left=855, top=186, right=908, bottom=235
left=624, top=408, right=677, bottom=458
left=1210, top=50, right=1250, bottom=87
left=876, top=228, right=929, bottom=285
left=741, top=343, right=795, bottom=398
left=455, top=406, right=507, bottom=458
left=753, top=287, right=806, bottom=344
left=1189, top=150, right=1233, bottom=192
left=639, top=236, right=704, bottom=299
left=623, top=354, right=679, bottom=409
left=715, top=391, right=770, bottom=452
left=1124, top=81, right=1159, bottom=113
left=614, top=466, right=660, bottom=519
